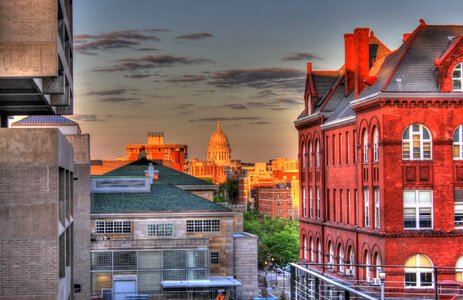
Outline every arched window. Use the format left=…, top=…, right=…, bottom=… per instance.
left=310, top=237, right=314, bottom=262
left=364, top=250, right=371, bottom=283
left=338, top=244, right=345, bottom=273
left=302, top=141, right=306, bottom=168
left=318, top=239, right=322, bottom=264
left=328, top=242, right=334, bottom=269
left=405, top=254, right=433, bottom=287
left=453, top=63, right=463, bottom=91
left=302, top=187, right=306, bottom=218
left=348, top=246, right=355, bottom=276
left=363, top=129, right=368, bottom=163
left=309, top=140, right=313, bottom=168
left=316, top=139, right=320, bottom=167
left=453, top=125, right=463, bottom=159
left=373, top=127, right=379, bottom=162
left=456, top=256, right=463, bottom=282
left=302, top=235, right=307, bottom=260
left=402, top=124, right=432, bottom=160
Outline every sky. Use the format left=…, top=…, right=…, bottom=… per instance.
left=70, top=0, right=463, bottom=162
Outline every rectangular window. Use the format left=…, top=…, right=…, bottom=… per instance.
left=309, top=187, right=313, bottom=218
left=333, top=189, right=337, bottom=222
left=403, top=190, right=433, bottom=229
left=339, top=133, right=342, bottom=165
left=210, top=252, right=219, bottom=264
left=374, top=188, right=380, bottom=229
left=455, top=190, right=463, bottom=228
left=326, top=136, right=329, bottom=166
left=339, top=189, right=343, bottom=223
left=354, top=189, right=358, bottom=225
left=317, top=187, right=321, bottom=219
left=332, top=134, right=336, bottom=166
left=326, top=189, right=330, bottom=221
left=147, top=224, right=173, bottom=237
left=95, top=220, right=132, bottom=234
left=364, top=188, right=370, bottom=227
left=186, top=220, right=221, bottom=233
left=353, top=130, right=357, bottom=164
left=346, top=132, right=350, bottom=165
left=302, top=187, right=306, bottom=218
left=347, top=189, right=351, bottom=224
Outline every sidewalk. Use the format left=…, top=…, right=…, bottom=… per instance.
left=258, top=270, right=291, bottom=299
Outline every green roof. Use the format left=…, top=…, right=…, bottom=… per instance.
left=100, top=158, right=216, bottom=187
left=91, top=183, right=231, bottom=213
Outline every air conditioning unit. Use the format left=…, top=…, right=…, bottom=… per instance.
left=372, top=278, right=382, bottom=286
left=345, top=269, right=354, bottom=276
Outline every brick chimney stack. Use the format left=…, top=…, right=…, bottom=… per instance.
left=344, top=33, right=355, bottom=96
left=354, top=28, right=370, bottom=98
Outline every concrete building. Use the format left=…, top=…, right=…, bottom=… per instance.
left=125, top=132, right=188, bottom=172
left=90, top=159, right=258, bottom=299
left=0, top=1, right=76, bottom=299
left=296, top=20, right=463, bottom=294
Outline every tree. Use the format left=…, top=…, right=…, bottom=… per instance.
left=218, top=179, right=239, bottom=203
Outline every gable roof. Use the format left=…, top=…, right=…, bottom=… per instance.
left=101, top=158, right=217, bottom=187
left=91, top=183, right=231, bottom=213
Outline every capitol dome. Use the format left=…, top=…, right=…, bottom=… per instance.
left=207, top=120, right=231, bottom=164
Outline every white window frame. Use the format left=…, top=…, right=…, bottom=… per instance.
left=186, top=219, right=221, bottom=233
left=339, top=246, right=344, bottom=273
left=316, top=140, right=320, bottom=167
left=456, top=256, right=463, bottom=282
left=403, top=190, right=433, bottom=230
left=455, top=190, right=463, bottom=229
left=348, top=247, right=355, bottom=276
left=96, top=220, right=132, bottom=234
left=302, top=187, right=306, bottom=218
left=453, top=125, right=463, bottom=160
left=363, top=130, right=368, bottom=163
left=329, top=242, right=334, bottom=269
left=373, top=127, right=379, bottom=162
left=402, top=124, right=432, bottom=160
left=364, top=188, right=370, bottom=228
left=147, top=223, right=173, bottom=237
left=453, top=62, right=463, bottom=91
left=310, top=238, right=314, bottom=262
left=302, top=141, right=306, bottom=168
left=405, top=254, right=434, bottom=288
left=316, top=187, right=320, bottom=219
left=303, top=236, right=307, bottom=260
left=318, top=240, right=322, bottom=264
left=365, top=251, right=371, bottom=283
left=374, top=188, right=380, bottom=229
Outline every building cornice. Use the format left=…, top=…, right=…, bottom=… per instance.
left=320, top=115, right=356, bottom=129
left=352, top=91, right=463, bottom=107
left=91, top=211, right=237, bottom=218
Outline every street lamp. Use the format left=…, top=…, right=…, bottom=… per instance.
left=378, top=269, right=386, bottom=300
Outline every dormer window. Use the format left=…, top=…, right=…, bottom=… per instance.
left=453, top=63, right=463, bottom=91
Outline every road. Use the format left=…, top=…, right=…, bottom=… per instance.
left=258, top=270, right=291, bottom=299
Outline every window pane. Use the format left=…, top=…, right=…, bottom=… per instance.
left=419, top=208, right=432, bottom=228
left=403, top=127, right=409, bottom=139
left=454, top=80, right=462, bottom=91
left=454, top=145, right=461, bottom=158
left=454, top=128, right=460, bottom=143
left=455, top=204, right=463, bottom=227
left=453, top=68, right=461, bottom=78
left=113, top=251, right=136, bottom=271
left=421, top=272, right=433, bottom=286
left=422, top=128, right=430, bottom=139
left=404, top=208, right=417, bottom=228
left=419, top=191, right=431, bottom=203
left=412, top=124, right=419, bottom=132
left=404, top=191, right=416, bottom=204
left=405, top=273, right=417, bottom=287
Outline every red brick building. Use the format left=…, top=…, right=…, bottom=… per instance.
left=296, top=20, right=463, bottom=292
left=257, top=184, right=294, bottom=219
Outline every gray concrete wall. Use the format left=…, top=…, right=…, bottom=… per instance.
left=234, top=233, right=259, bottom=299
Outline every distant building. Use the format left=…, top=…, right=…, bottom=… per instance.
left=258, top=183, right=294, bottom=219
left=296, top=21, right=463, bottom=293
left=188, top=121, right=241, bottom=184
left=90, top=159, right=258, bottom=299
left=126, top=132, right=188, bottom=172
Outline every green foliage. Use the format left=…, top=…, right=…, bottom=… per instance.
left=218, top=179, right=239, bottom=203
left=243, top=210, right=299, bottom=268
left=213, top=194, right=227, bottom=203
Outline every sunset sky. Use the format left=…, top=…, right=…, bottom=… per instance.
left=70, top=0, right=463, bottom=162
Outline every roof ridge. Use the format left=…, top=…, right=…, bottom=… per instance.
left=381, top=23, right=422, bottom=91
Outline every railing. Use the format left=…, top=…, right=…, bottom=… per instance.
left=290, top=263, right=463, bottom=299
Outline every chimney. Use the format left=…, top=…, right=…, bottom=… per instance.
left=344, top=33, right=355, bottom=96
left=354, top=28, right=370, bottom=98
left=306, top=62, right=313, bottom=115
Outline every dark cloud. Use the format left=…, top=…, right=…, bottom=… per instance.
left=74, top=30, right=158, bottom=55
left=282, top=52, right=322, bottom=61
left=275, top=97, right=303, bottom=105
left=175, top=33, right=213, bottom=39
left=87, top=89, right=127, bottom=96
left=144, top=28, right=169, bottom=32
left=189, top=117, right=259, bottom=122
left=134, top=47, right=158, bottom=51
left=69, top=114, right=104, bottom=122
left=250, top=121, right=270, bottom=125
left=174, top=104, right=195, bottom=110
left=224, top=104, right=247, bottom=110
left=75, top=39, right=140, bottom=51
left=94, top=55, right=212, bottom=72
left=256, top=90, right=277, bottom=98
left=100, top=97, right=142, bottom=103
left=124, top=74, right=152, bottom=79
left=210, top=67, right=305, bottom=90
left=167, top=75, right=207, bottom=83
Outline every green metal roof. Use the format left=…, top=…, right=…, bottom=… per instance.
left=91, top=183, right=231, bottom=213
left=99, top=158, right=216, bottom=187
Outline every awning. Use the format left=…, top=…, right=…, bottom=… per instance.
left=161, top=276, right=241, bottom=288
